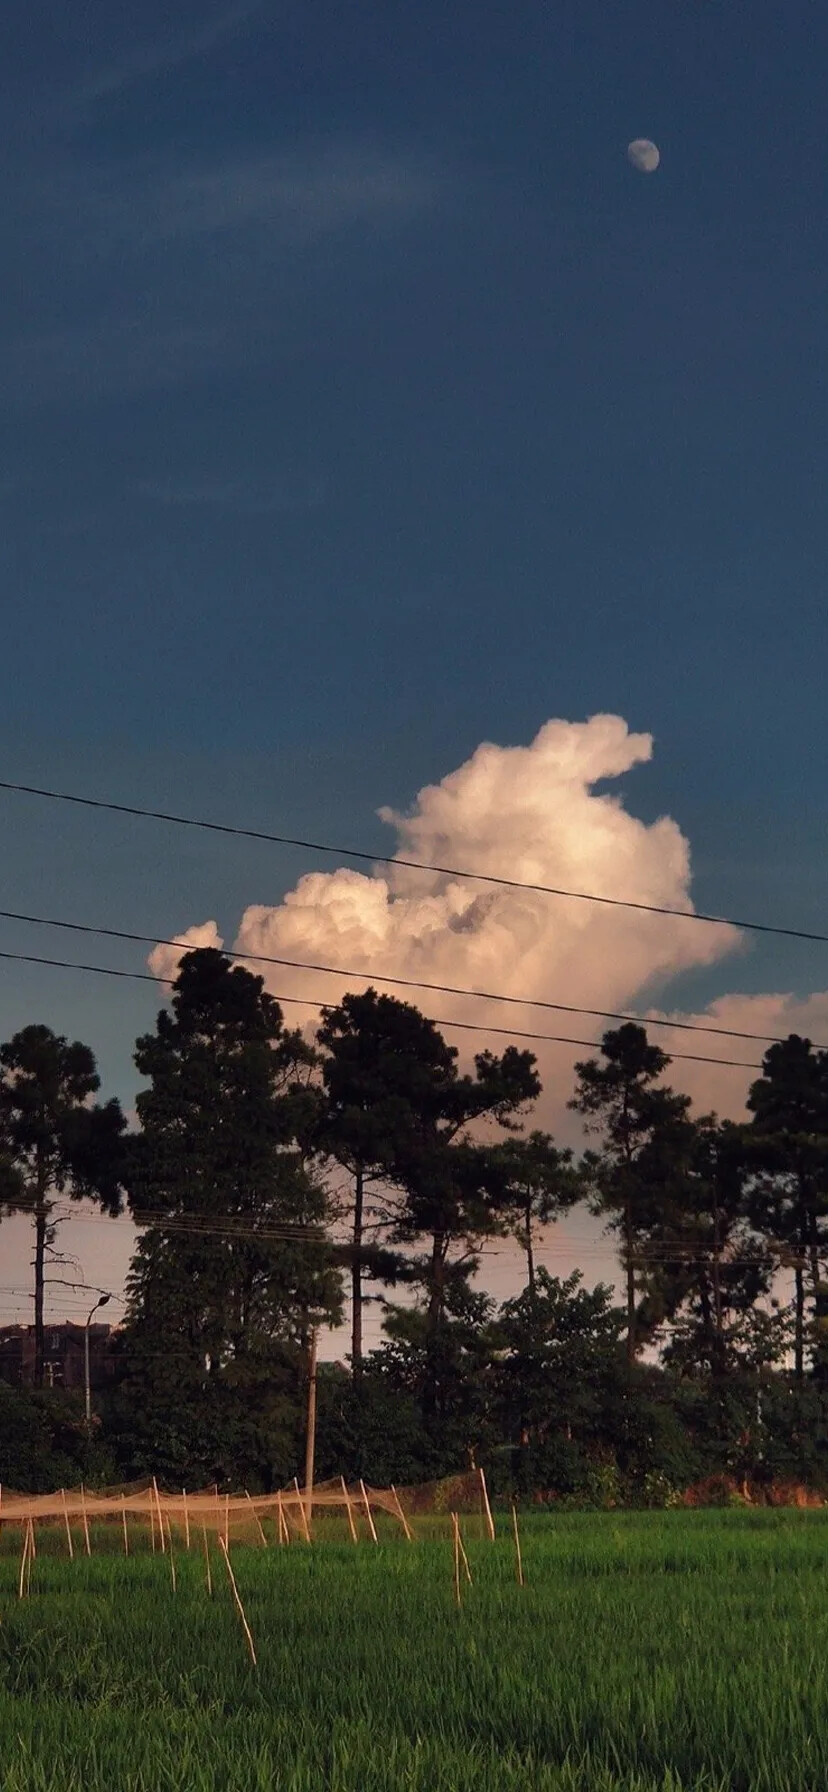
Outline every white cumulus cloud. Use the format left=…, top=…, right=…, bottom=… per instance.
left=151, top=715, right=759, bottom=1123
left=148, top=920, right=224, bottom=986
left=234, top=714, right=738, bottom=1025
left=644, top=990, right=828, bottom=1120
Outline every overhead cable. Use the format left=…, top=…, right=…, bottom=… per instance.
left=0, top=945, right=764, bottom=1068
left=1, top=776, right=826, bottom=943
left=0, top=905, right=815, bottom=1049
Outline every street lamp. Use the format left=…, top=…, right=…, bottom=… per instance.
left=84, top=1294, right=111, bottom=1434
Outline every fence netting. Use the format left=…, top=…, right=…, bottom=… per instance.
left=0, top=1468, right=496, bottom=1545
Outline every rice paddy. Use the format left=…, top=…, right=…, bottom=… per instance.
left=1, top=1509, right=827, bottom=1791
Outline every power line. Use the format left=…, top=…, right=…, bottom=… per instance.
left=131, top=1211, right=327, bottom=1242
left=43, top=1203, right=781, bottom=1266
left=1, top=776, right=826, bottom=944
left=33, top=1204, right=799, bottom=1279
left=0, top=944, right=764, bottom=1068
left=0, top=906, right=813, bottom=1050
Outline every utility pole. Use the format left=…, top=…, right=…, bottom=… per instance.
left=84, top=1293, right=111, bottom=1435
left=303, top=1327, right=318, bottom=1528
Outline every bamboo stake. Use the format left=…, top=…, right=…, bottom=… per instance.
left=293, top=1478, right=311, bottom=1544
left=390, top=1484, right=413, bottom=1542
left=152, top=1478, right=166, bottom=1554
left=224, top=1493, right=230, bottom=1551
left=182, top=1489, right=190, bottom=1550
left=511, top=1501, right=524, bottom=1587
left=479, top=1466, right=496, bottom=1541
left=26, top=1520, right=34, bottom=1595
left=28, top=1517, right=36, bottom=1560
left=245, top=1491, right=268, bottom=1547
left=61, top=1488, right=74, bottom=1560
left=121, top=1495, right=129, bottom=1557
left=456, top=1520, right=472, bottom=1585
left=451, top=1512, right=462, bottom=1607
left=202, top=1523, right=213, bottom=1596
left=18, top=1522, right=31, bottom=1600
left=149, top=1486, right=156, bottom=1553
left=340, top=1476, right=358, bottom=1543
left=80, top=1483, right=91, bottom=1556
left=359, top=1478, right=378, bottom=1544
left=276, top=1489, right=286, bottom=1545
left=166, top=1518, right=176, bottom=1593
left=218, top=1535, right=257, bottom=1667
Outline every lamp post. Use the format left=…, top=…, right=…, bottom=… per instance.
left=84, top=1294, right=111, bottom=1434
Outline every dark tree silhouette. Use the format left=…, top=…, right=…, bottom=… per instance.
left=0, top=1025, right=125, bottom=1387
left=570, top=1024, right=690, bottom=1363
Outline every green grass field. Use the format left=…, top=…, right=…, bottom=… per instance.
left=1, top=1510, right=827, bottom=1791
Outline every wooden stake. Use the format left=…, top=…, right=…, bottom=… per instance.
left=166, top=1518, right=176, bottom=1593
left=276, top=1489, right=286, bottom=1545
left=18, top=1522, right=31, bottom=1600
left=61, top=1488, right=74, bottom=1560
left=182, top=1489, right=190, bottom=1550
left=202, top=1523, right=213, bottom=1596
left=80, top=1483, right=91, bottom=1556
left=451, top=1512, right=461, bottom=1607
left=293, top=1477, right=311, bottom=1544
left=456, top=1520, right=472, bottom=1585
left=359, top=1478, right=378, bottom=1544
left=511, top=1501, right=524, bottom=1587
left=341, top=1476, right=358, bottom=1543
left=26, top=1520, right=34, bottom=1595
left=152, top=1478, right=166, bottom=1554
left=479, top=1466, right=496, bottom=1541
left=121, top=1495, right=129, bottom=1557
left=390, top=1484, right=413, bottom=1542
left=224, top=1493, right=230, bottom=1551
left=245, top=1490, right=268, bottom=1547
left=218, top=1535, right=257, bottom=1667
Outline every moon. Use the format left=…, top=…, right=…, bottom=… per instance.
left=627, top=139, right=660, bottom=174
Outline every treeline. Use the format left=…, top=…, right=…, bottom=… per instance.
left=1, top=948, right=828, bottom=1503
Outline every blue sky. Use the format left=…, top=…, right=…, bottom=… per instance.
left=1, top=1, right=827, bottom=1329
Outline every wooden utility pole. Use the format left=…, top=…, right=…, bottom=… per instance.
left=303, top=1327, right=318, bottom=1529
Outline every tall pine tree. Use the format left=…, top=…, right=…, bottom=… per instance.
left=746, top=1036, right=828, bottom=1379
left=570, top=1023, right=690, bottom=1363
left=315, top=990, right=456, bottom=1376
left=122, top=950, right=341, bottom=1484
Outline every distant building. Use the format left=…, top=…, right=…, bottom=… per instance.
left=0, top=1322, right=115, bottom=1390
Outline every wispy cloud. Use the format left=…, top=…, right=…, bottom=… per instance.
left=149, top=149, right=438, bottom=242
left=1, top=320, right=234, bottom=406
left=22, top=145, right=439, bottom=257
left=72, top=1, right=267, bottom=107
left=133, top=471, right=328, bottom=514
left=3, top=141, right=441, bottom=403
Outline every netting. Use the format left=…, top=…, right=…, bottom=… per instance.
left=0, top=1468, right=497, bottom=1547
